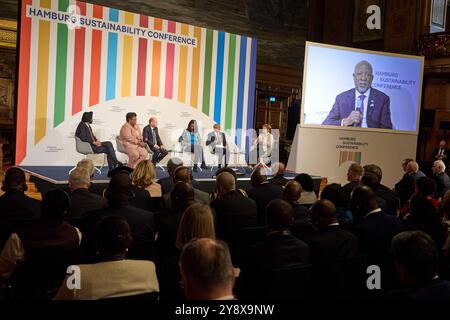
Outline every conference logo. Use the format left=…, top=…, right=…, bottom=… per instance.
left=338, top=150, right=362, bottom=166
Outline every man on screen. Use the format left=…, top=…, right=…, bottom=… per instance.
left=322, top=61, right=393, bottom=129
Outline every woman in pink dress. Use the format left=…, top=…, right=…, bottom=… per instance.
left=119, top=112, right=148, bottom=169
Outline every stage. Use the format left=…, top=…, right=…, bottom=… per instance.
left=19, top=166, right=323, bottom=195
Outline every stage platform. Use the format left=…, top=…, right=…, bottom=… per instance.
left=20, top=165, right=323, bottom=195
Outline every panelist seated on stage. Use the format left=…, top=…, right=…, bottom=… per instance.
left=75, top=111, right=120, bottom=171
left=322, top=60, right=393, bottom=129
left=180, top=120, right=208, bottom=171
left=119, top=112, right=148, bottom=169
left=206, top=124, right=230, bottom=168
left=143, top=117, right=168, bottom=165
left=250, top=124, right=274, bottom=165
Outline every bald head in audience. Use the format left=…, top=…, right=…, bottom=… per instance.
left=216, top=172, right=236, bottom=198
left=173, top=166, right=194, bottom=185
left=406, top=161, right=419, bottom=174
left=283, top=180, right=303, bottom=201
left=266, top=199, right=294, bottom=231
left=180, top=238, right=235, bottom=300
left=167, top=157, right=183, bottom=177
left=310, top=199, right=337, bottom=227
left=2, top=167, right=27, bottom=193
left=351, top=185, right=379, bottom=221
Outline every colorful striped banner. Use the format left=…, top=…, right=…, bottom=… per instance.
left=16, top=0, right=257, bottom=165
left=339, top=150, right=362, bottom=166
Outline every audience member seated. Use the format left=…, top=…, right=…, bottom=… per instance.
left=0, top=190, right=81, bottom=298
left=432, top=160, right=450, bottom=200
left=282, top=181, right=310, bottom=223
left=269, top=162, right=290, bottom=188
left=320, top=183, right=353, bottom=225
left=361, top=172, right=389, bottom=214
left=239, top=200, right=310, bottom=299
left=156, top=182, right=196, bottom=258
left=210, top=172, right=257, bottom=240
left=157, top=203, right=216, bottom=300
left=294, top=173, right=318, bottom=207
left=342, top=163, right=362, bottom=207
left=158, top=157, right=183, bottom=194
left=307, top=199, right=359, bottom=297
left=394, top=159, right=423, bottom=207
left=440, top=191, right=450, bottom=280
left=66, top=167, right=108, bottom=227
left=246, top=167, right=283, bottom=225
left=351, top=186, right=403, bottom=267
left=81, top=170, right=156, bottom=262
left=364, top=164, right=400, bottom=217
left=75, top=159, right=104, bottom=195
left=0, top=167, right=40, bottom=247
left=132, top=160, right=162, bottom=197
left=387, top=231, right=450, bottom=300
left=405, top=196, right=449, bottom=250
left=180, top=238, right=235, bottom=300
left=54, top=216, right=159, bottom=300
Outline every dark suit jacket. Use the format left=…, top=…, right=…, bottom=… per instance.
left=322, top=88, right=392, bottom=129
left=81, top=201, right=156, bottom=261
left=210, top=190, right=258, bottom=238
left=433, top=172, right=450, bottom=198
left=67, top=188, right=108, bottom=222
left=269, top=173, right=290, bottom=188
left=158, top=176, right=174, bottom=195
left=394, top=174, right=416, bottom=207
left=432, top=147, right=450, bottom=167
left=286, top=200, right=310, bottom=223
left=143, top=125, right=163, bottom=148
left=75, top=121, right=96, bottom=146
left=342, top=180, right=360, bottom=207
left=376, top=184, right=400, bottom=216
left=387, top=279, right=450, bottom=300
left=354, top=210, right=403, bottom=264
left=246, top=182, right=284, bottom=225
left=241, top=231, right=311, bottom=276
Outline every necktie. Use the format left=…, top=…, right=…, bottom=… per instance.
left=152, top=128, right=156, bottom=145
left=357, top=95, right=365, bottom=127
left=87, top=124, right=95, bottom=142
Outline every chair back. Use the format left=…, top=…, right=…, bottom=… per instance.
left=115, top=136, right=126, bottom=154
left=75, top=136, right=94, bottom=155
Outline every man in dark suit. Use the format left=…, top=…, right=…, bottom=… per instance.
left=210, top=172, right=257, bottom=239
left=269, top=162, right=290, bottom=188
left=143, top=117, right=168, bottom=165
left=246, top=167, right=284, bottom=225
left=66, top=167, right=108, bottom=227
left=322, top=61, right=392, bottom=129
left=240, top=199, right=310, bottom=279
left=282, top=180, right=310, bottom=223
left=0, top=167, right=40, bottom=247
left=363, top=164, right=400, bottom=216
left=342, top=163, right=362, bottom=206
left=351, top=186, right=403, bottom=265
left=75, top=111, right=120, bottom=171
left=81, top=171, right=156, bottom=262
left=432, top=139, right=450, bottom=169
left=388, top=231, right=450, bottom=300
left=206, top=124, right=230, bottom=168
left=158, top=157, right=183, bottom=194
left=395, top=159, right=424, bottom=207
left=432, top=160, right=450, bottom=199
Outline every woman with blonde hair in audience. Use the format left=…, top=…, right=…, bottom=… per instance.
left=132, top=159, right=162, bottom=197
left=157, top=203, right=216, bottom=300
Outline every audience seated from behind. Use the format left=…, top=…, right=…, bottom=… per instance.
left=282, top=180, right=310, bottom=223
left=75, top=159, right=105, bottom=196
left=394, top=159, right=419, bottom=207
left=294, top=173, right=318, bottom=207
left=361, top=172, right=389, bottom=215
left=0, top=167, right=40, bottom=247
left=210, top=172, right=257, bottom=240
left=246, top=167, right=284, bottom=225
left=307, top=199, right=359, bottom=297
left=268, top=162, right=290, bottom=188
left=66, top=167, right=108, bottom=227
left=81, top=170, right=156, bottom=262
left=132, top=160, right=162, bottom=197
left=156, top=182, right=196, bottom=259
left=54, top=216, right=159, bottom=300
left=180, top=238, right=235, bottom=300
left=351, top=186, right=403, bottom=266
left=399, top=177, right=439, bottom=220
left=431, top=160, right=450, bottom=200
left=387, top=231, right=450, bottom=300
left=240, top=199, right=310, bottom=278
left=320, top=183, right=353, bottom=225
left=157, top=203, right=216, bottom=300
left=364, top=164, right=400, bottom=216
left=342, top=163, right=362, bottom=207
left=158, top=157, right=183, bottom=195
left=0, top=189, right=81, bottom=282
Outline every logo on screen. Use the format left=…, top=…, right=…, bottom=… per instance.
left=339, top=150, right=362, bottom=166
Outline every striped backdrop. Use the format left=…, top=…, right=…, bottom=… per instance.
left=16, top=0, right=257, bottom=165
left=338, top=150, right=362, bottom=166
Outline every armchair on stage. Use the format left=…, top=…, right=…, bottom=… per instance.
left=70, top=137, right=106, bottom=174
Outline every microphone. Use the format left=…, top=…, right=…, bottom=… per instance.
left=353, top=106, right=361, bottom=127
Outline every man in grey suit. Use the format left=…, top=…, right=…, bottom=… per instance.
left=206, top=124, right=230, bottom=168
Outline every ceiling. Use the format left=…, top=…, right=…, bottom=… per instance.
left=0, top=0, right=307, bottom=68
